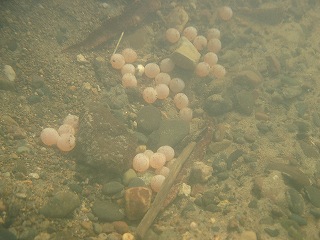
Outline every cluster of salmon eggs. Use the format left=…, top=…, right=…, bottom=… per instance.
left=40, top=114, right=79, bottom=152
left=110, top=49, right=193, bottom=121
left=132, top=145, right=174, bottom=192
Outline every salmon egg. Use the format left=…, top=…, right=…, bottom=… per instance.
left=183, top=26, right=198, bottom=41
left=207, top=28, right=221, bottom=40
left=179, top=107, right=193, bottom=122
left=121, top=48, right=137, bottom=63
left=121, top=64, right=136, bottom=75
left=40, top=128, right=59, bottom=146
left=169, top=78, right=185, bottom=93
left=133, top=153, right=149, bottom=172
left=157, top=145, right=175, bottom=161
left=195, top=62, right=210, bottom=77
left=207, top=38, right=221, bottom=53
left=56, top=133, right=76, bottom=152
left=149, top=152, right=166, bottom=169
left=155, top=72, right=171, bottom=85
left=110, top=53, right=125, bottom=69
left=174, top=93, right=189, bottom=110
left=219, top=6, right=233, bottom=21
left=63, top=114, right=79, bottom=129
left=143, top=87, right=158, bottom=103
left=155, top=84, right=170, bottom=100
left=144, top=63, right=160, bottom=78
left=122, top=73, right=137, bottom=88
left=193, top=35, right=207, bottom=51
left=212, top=64, right=226, bottom=79
left=150, top=175, right=166, bottom=192
left=166, top=28, right=180, bottom=43
left=204, top=52, right=218, bottom=66
left=160, top=58, right=175, bottom=73
left=155, top=166, right=170, bottom=177
left=58, top=124, right=75, bottom=135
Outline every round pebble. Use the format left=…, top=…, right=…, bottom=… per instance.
left=110, top=53, right=125, bottom=69
left=132, top=153, right=149, bottom=172
left=157, top=145, right=175, bottom=161
left=193, top=35, right=207, bottom=51
left=155, top=72, right=171, bottom=85
left=56, top=133, right=76, bottom=152
left=166, top=28, right=180, bottom=43
left=160, top=58, right=175, bottom=73
left=40, top=128, right=59, bottom=146
left=150, top=175, right=166, bottom=192
left=149, top=152, right=166, bottom=169
left=219, top=6, right=233, bottom=21
left=122, top=73, right=137, bottom=88
left=174, top=93, right=189, bottom=110
left=144, top=63, right=160, bottom=78
left=121, top=48, right=137, bottom=63
left=155, top=84, right=170, bottom=100
left=195, top=62, right=210, bottom=77
left=142, top=87, right=158, bottom=104
left=183, top=26, right=198, bottom=41
left=169, top=78, right=185, bottom=93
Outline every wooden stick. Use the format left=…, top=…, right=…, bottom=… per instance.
left=135, top=142, right=196, bottom=239
left=112, top=31, right=124, bottom=55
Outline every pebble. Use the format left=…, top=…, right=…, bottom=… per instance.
left=171, top=37, right=201, bottom=70
left=113, top=221, right=129, bottom=234
left=122, top=169, right=137, bottom=186
left=28, top=173, right=40, bottom=179
left=136, top=106, right=162, bottom=134
left=125, top=187, right=152, bottom=220
left=239, top=230, right=257, bottom=240
left=165, top=6, right=189, bottom=32
left=40, top=191, right=80, bottom=218
left=3, top=65, right=16, bottom=81
left=77, top=54, right=88, bottom=63
left=286, top=188, right=305, bottom=215
left=204, top=94, right=233, bottom=116
left=0, top=115, right=27, bottom=139
left=233, top=70, right=263, bottom=88
left=102, top=181, right=124, bottom=195
left=209, top=140, right=231, bottom=154
left=304, top=186, right=320, bottom=208
left=298, top=140, right=320, bottom=158
left=235, top=90, right=255, bottom=115
left=92, top=200, right=125, bottom=221
left=127, top=177, right=146, bottom=188
left=189, top=161, right=213, bottom=184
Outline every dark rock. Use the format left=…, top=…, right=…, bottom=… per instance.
left=92, top=200, right=125, bottom=222
left=305, top=186, right=320, bottom=208
left=286, top=188, right=305, bottom=215
left=75, top=101, right=137, bottom=176
left=136, top=105, right=162, bottom=134
left=204, top=94, right=233, bottom=116
left=40, top=191, right=80, bottom=218
left=127, top=177, right=146, bottom=188
left=264, top=228, right=280, bottom=237
left=102, top=181, right=124, bottom=195
left=235, top=90, right=255, bottom=115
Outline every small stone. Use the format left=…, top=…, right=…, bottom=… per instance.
left=122, top=169, right=137, bottom=186
left=112, top=221, right=129, bottom=234
left=189, top=161, right=213, bottom=184
left=304, top=186, right=320, bottom=208
left=171, top=37, right=201, bottom=70
left=125, top=187, right=152, bottom=220
left=3, top=65, right=16, bottom=81
left=92, top=200, right=125, bottom=222
left=29, top=173, right=40, bottom=179
left=239, top=230, right=257, bottom=240
left=165, top=6, right=189, bottom=32
left=101, top=181, right=124, bottom=195
left=136, top=106, right=162, bottom=134
left=209, top=140, right=231, bottom=154
left=233, top=70, right=263, bottom=88
left=77, top=54, right=88, bottom=63
left=40, top=191, right=80, bottom=218
left=286, top=188, right=305, bottom=215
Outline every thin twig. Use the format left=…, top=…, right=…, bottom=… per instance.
left=112, top=31, right=124, bottom=55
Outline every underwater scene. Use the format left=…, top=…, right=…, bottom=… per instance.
left=0, top=0, right=320, bottom=239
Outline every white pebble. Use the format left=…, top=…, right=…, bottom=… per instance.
left=4, top=65, right=16, bottom=81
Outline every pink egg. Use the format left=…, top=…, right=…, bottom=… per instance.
left=165, top=28, right=180, bottom=43
left=121, top=48, right=137, bottom=63
left=133, top=153, right=149, bottom=172
left=160, top=58, right=175, bottom=73
left=155, top=72, right=171, bottom=85
left=58, top=124, right=75, bottom=136
left=155, top=84, right=170, bottom=100
left=219, top=6, right=233, bottom=21
left=174, top=93, right=189, bottom=110
left=207, top=38, right=221, bottom=53
left=121, top=64, right=136, bottom=75
left=193, top=35, right=207, bottom=51
left=40, top=128, right=59, bottom=146
left=143, top=149, right=154, bottom=159
left=157, top=145, right=175, bottom=161
left=207, top=28, right=221, bottom=40
left=56, top=133, right=76, bottom=152
left=212, top=64, right=226, bottom=79
left=204, top=52, right=218, bottom=66
left=144, top=63, right=160, bottom=79
left=195, top=62, right=210, bottom=77
left=122, top=73, right=137, bottom=88
left=149, top=152, right=166, bottom=169
left=150, top=175, right=166, bottom=192
left=110, top=53, right=125, bottom=69
left=169, top=78, right=185, bottom=93
left=155, top=166, right=170, bottom=177
left=63, top=114, right=79, bottom=129
left=183, top=26, right=198, bottom=41
left=179, top=107, right=193, bottom=122
left=143, top=87, right=157, bottom=104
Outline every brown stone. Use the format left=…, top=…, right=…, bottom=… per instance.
left=113, top=221, right=129, bottom=234
left=233, top=70, right=263, bottom=88
left=125, top=187, right=152, bottom=220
